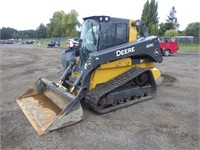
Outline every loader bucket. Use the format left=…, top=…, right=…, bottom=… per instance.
left=16, top=78, right=83, bottom=136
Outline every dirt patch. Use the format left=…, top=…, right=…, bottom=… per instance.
left=158, top=73, right=178, bottom=86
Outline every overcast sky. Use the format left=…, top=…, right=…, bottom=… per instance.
left=0, top=0, right=199, bottom=31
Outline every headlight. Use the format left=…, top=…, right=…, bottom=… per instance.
left=84, top=57, right=92, bottom=69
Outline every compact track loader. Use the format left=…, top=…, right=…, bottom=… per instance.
left=17, top=16, right=163, bottom=135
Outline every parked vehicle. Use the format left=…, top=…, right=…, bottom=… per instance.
left=66, top=38, right=79, bottom=49
left=47, top=38, right=60, bottom=47
left=159, top=37, right=178, bottom=56
left=0, top=40, right=7, bottom=44
left=6, top=39, right=14, bottom=44
left=26, top=40, right=35, bottom=44
left=21, top=40, right=35, bottom=44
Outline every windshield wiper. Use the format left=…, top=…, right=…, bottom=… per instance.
left=91, top=22, right=97, bottom=45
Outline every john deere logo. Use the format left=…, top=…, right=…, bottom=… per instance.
left=116, top=47, right=135, bottom=57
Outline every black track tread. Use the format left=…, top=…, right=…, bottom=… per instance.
left=85, top=67, right=156, bottom=113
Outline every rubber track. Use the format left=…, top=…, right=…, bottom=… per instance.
left=85, top=67, right=156, bottom=113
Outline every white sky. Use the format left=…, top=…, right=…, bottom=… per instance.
left=0, top=0, right=199, bottom=31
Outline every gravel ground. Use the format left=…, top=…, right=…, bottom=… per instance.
left=0, top=44, right=200, bottom=150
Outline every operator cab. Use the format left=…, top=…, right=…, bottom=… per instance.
left=79, top=16, right=131, bottom=63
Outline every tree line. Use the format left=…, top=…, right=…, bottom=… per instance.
left=0, top=9, right=80, bottom=40
left=0, top=3, right=199, bottom=40
left=141, top=0, right=199, bottom=37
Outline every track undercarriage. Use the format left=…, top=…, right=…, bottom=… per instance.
left=85, top=67, right=157, bottom=114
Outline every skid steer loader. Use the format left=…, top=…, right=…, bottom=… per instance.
left=17, top=16, right=163, bottom=135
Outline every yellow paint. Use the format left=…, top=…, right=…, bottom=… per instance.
left=71, top=57, right=80, bottom=79
left=129, top=20, right=137, bottom=42
left=56, top=83, right=67, bottom=90
left=73, top=71, right=80, bottom=78
left=89, top=58, right=161, bottom=90
left=151, top=68, right=161, bottom=80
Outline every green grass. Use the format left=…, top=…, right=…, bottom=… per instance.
left=179, top=43, right=200, bottom=51
left=34, top=39, right=200, bottom=51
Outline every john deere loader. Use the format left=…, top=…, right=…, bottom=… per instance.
left=16, top=16, right=163, bottom=135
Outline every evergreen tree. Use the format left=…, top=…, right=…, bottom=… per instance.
left=36, top=23, right=47, bottom=38
left=141, top=0, right=159, bottom=35
left=167, top=6, right=179, bottom=30
left=141, top=0, right=150, bottom=26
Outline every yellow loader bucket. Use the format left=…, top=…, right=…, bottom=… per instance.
left=16, top=78, right=83, bottom=136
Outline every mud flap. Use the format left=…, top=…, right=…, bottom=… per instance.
left=16, top=78, right=83, bottom=136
